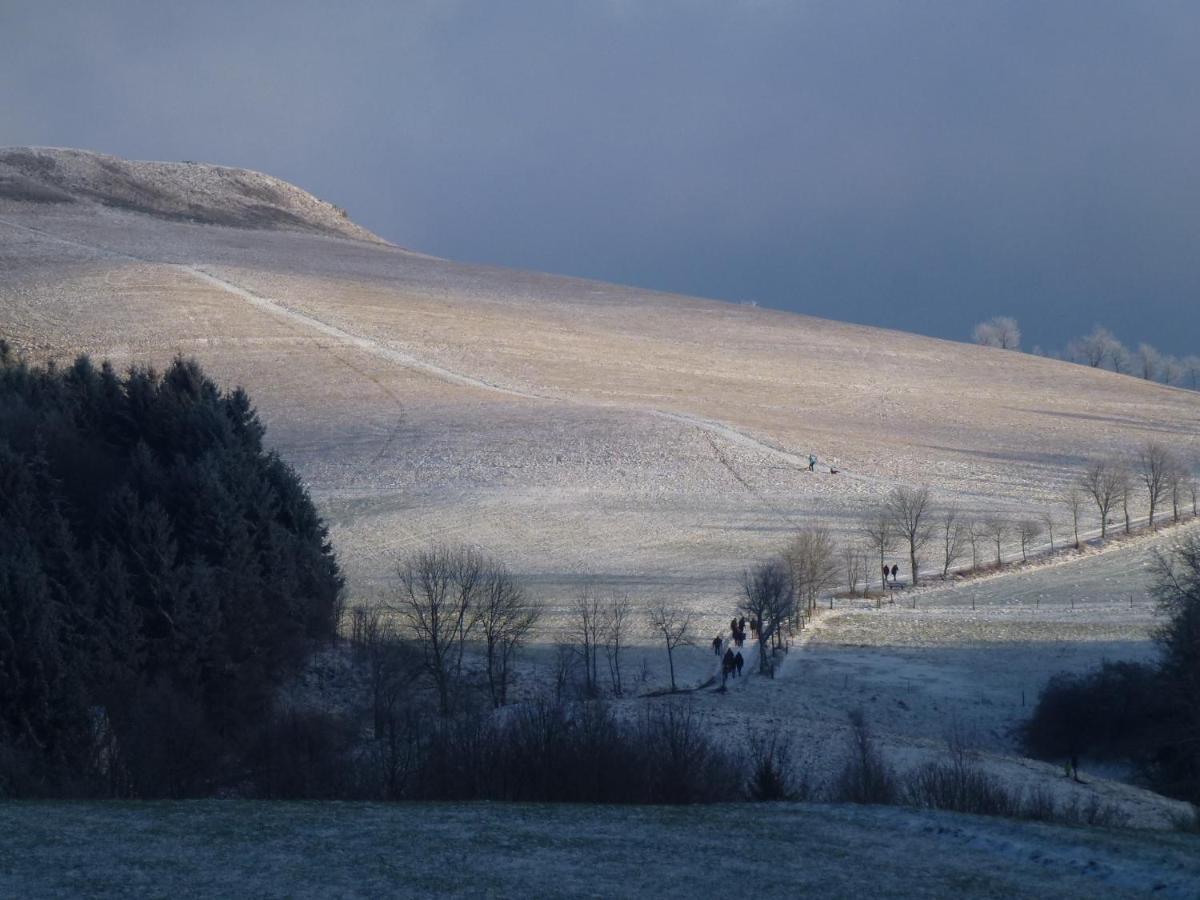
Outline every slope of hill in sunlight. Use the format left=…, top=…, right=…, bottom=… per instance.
left=2, top=147, right=1199, bottom=623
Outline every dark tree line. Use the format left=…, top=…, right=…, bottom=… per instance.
left=1025, top=533, right=1200, bottom=802
left=0, top=343, right=343, bottom=796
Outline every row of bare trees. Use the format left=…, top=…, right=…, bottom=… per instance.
left=817, top=445, right=1198, bottom=601
left=1072, top=441, right=1198, bottom=540
left=1065, top=325, right=1200, bottom=389
left=971, top=317, right=1200, bottom=391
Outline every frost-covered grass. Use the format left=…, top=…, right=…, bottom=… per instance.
left=1, top=800, right=1197, bottom=898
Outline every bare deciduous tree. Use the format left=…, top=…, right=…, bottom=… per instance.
left=972, top=316, right=1021, bottom=350
left=1067, top=326, right=1119, bottom=368
left=602, top=592, right=633, bottom=697
left=1063, top=487, right=1084, bottom=549
left=1135, top=343, right=1163, bottom=382
left=937, top=506, right=967, bottom=578
left=786, top=525, right=839, bottom=619
left=1166, top=460, right=1184, bottom=524
left=1016, top=518, right=1042, bottom=562
left=391, top=544, right=485, bottom=716
left=569, top=589, right=605, bottom=696
left=1161, top=355, right=1184, bottom=387
left=886, top=486, right=935, bottom=586
left=1040, top=512, right=1057, bottom=553
left=983, top=517, right=1009, bottom=567
left=858, top=508, right=895, bottom=591
left=1081, top=460, right=1122, bottom=538
left=1116, top=466, right=1134, bottom=534
left=965, top=519, right=984, bottom=570
left=1138, top=441, right=1174, bottom=530
left=1180, top=356, right=1200, bottom=391
left=478, top=562, right=541, bottom=708
left=1108, top=340, right=1132, bottom=375
left=841, top=542, right=865, bottom=598
left=647, top=601, right=695, bottom=692
left=740, top=559, right=793, bottom=674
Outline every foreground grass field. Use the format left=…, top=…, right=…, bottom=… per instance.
left=2, top=801, right=1198, bottom=898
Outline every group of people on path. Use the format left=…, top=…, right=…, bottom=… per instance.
left=712, top=616, right=752, bottom=683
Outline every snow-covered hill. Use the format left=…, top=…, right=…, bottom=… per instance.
left=3, top=149, right=1197, bottom=621
left=0, top=147, right=384, bottom=243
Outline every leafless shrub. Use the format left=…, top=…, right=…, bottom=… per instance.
left=904, top=760, right=1019, bottom=817
left=746, top=728, right=810, bottom=801
left=1020, top=785, right=1058, bottom=821
left=832, top=710, right=899, bottom=805
left=412, top=698, right=744, bottom=804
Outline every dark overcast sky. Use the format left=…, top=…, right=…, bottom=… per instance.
left=3, top=1, right=1199, bottom=355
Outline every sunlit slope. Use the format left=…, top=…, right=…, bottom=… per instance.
left=3, top=149, right=1199, bottom=614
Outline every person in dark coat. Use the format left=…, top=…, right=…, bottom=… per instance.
left=882, top=564, right=889, bottom=586
left=734, top=651, right=744, bottom=676
left=722, top=647, right=736, bottom=677
left=890, top=563, right=899, bottom=584
left=712, top=635, right=722, bottom=656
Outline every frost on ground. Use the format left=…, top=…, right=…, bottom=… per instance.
left=0, top=801, right=1196, bottom=899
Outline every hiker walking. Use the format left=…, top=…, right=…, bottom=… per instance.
left=882, top=564, right=889, bottom=588
left=712, top=635, right=722, bottom=656
left=734, top=651, right=744, bottom=677
left=890, top=563, right=899, bottom=585
left=722, top=647, right=736, bottom=685
left=808, top=453, right=817, bottom=472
